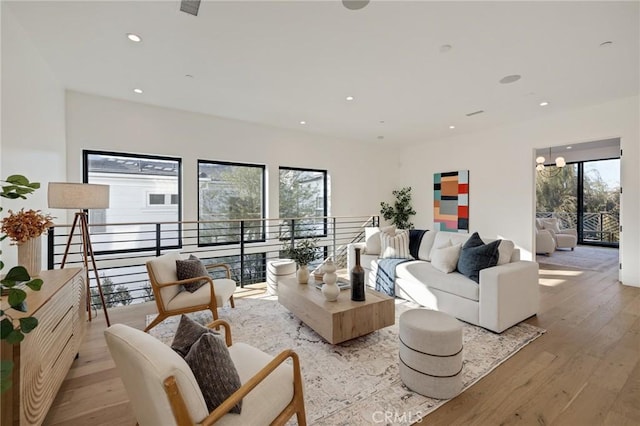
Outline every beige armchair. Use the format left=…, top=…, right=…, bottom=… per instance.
left=145, top=252, right=236, bottom=332
left=536, top=228, right=556, bottom=255
left=536, top=218, right=578, bottom=252
left=105, top=321, right=306, bottom=426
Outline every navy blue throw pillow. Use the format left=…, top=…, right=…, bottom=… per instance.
left=457, top=232, right=500, bottom=283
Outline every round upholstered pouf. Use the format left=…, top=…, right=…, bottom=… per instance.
left=266, top=259, right=296, bottom=295
left=399, top=309, right=463, bottom=399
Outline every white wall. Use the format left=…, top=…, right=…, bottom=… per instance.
left=1, top=7, right=66, bottom=268
left=65, top=91, right=396, bottom=227
left=398, top=96, right=639, bottom=287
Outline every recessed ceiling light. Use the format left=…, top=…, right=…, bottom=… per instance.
left=439, top=44, right=453, bottom=53
left=127, top=33, right=142, bottom=43
left=539, top=101, right=549, bottom=107
left=566, top=146, right=573, bottom=150
left=449, top=125, right=456, bottom=129
left=499, top=74, right=521, bottom=84
left=346, top=96, right=355, bottom=101
left=599, top=41, right=613, bottom=48
left=133, top=88, right=143, bottom=94
left=299, top=121, right=306, bottom=125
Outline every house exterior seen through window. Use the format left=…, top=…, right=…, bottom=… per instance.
left=83, top=150, right=182, bottom=253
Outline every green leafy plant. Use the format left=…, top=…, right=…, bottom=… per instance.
left=380, top=186, right=417, bottom=230
left=1, top=175, right=44, bottom=393
left=282, top=238, right=319, bottom=266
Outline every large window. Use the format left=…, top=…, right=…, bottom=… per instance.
left=279, top=167, right=327, bottom=238
left=198, top=160, right=265, bottom=245
left=84, top=150, right=181, bottom=253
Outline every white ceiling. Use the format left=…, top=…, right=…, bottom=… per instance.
left=5, top=1, right=639, bottom=145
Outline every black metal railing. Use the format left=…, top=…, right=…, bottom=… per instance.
left=47, top=215, right=378, bottom=309
left=536, top=211, right=619, bottom=245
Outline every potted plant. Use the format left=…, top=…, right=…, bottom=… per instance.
left=282, top=238, right=319, bottom=284
left=1, top=208, right=53, bottom=277
left=380, top=186, right=416, bottom=230
left=1, top=175, right=45, bottom=393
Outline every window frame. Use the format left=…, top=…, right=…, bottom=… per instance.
left=197, top=159, right=266, bottom=247
left=536, top=155, right=620, bottom=248
left=83, top=149, right=183, bottom=255
left=278, top=166, right=328, bottom=239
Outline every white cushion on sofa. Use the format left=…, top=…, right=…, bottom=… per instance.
left=395, top=261, right=479, bottom=301
left=431, top=243, right=462, bottom=273
left=364, top=226, right=396, bottom=255
left=429, top=232, right=470, bottom=261
left=497, top=240, right=515, bottom=265
left=417, top=230, right=438, bottom=261
left=381, top=229, right=412, bottom=259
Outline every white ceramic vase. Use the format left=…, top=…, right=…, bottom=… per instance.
left=297, top=264, right=310, bottom=284
left=321, top=259, right=339, bottom=301
left=18, top=236, right=42, bottom=277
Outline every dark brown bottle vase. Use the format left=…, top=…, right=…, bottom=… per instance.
left=351, top=247, right=366, bottom=301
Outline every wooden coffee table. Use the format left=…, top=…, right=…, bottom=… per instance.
left=277, top=277, right=395, bottom=344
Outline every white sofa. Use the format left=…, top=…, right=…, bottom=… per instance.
left=347, top=229, right=539, bottom=333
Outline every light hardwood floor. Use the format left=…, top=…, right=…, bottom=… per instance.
left=44, top=257, right=639, bottom=426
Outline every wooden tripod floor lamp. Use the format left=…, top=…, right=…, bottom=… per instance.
left=48, top=182, right=111, bottom=326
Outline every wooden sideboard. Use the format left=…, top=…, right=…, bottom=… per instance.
left=1, top=268, right=86, bottom=426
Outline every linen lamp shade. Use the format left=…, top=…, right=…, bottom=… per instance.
left=48, top=183, right=110, bottom=209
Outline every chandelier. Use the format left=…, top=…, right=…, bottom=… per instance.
left=535, top=148, right=566, bottom=177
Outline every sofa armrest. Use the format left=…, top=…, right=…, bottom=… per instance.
left=558, top=228, right=577, bottom=238
left=479, top=261, right=539, bottom=333
left=346, top=243, right=366, bottom=273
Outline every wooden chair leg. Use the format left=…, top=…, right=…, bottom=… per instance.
left=210, top=308, right=221, bottom=330
left=229, top=295, right=235, bottom=308
left=297, top=409, right=307, bottom=426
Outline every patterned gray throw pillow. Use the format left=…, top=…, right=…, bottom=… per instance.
left=171, top=315, right=218, bottom=357
left=184, top=333, right=243, bottom=414
left=176, top=255, right=209, bottom=292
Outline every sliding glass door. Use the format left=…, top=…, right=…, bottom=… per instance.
left=536, top=158, right=619, bottom=247
left=581, top=159, right=620, bottom=245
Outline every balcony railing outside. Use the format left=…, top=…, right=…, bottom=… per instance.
left=47, top=215, right=378, bottom=309
left=536, top=211, right=619, bottom=244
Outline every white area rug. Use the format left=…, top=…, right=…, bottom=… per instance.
left=148, top=297, right=545, bottom=425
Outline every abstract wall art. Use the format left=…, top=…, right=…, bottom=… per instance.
left=433, top=170, right=469, bottom=233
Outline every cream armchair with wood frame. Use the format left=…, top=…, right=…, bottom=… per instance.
left=105, top=321, right=307, bottom=426
left=145, top=252, right=236, bottom=332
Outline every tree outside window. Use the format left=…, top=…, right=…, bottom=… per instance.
left=279, top=167, right=327, bottom=239
left=198, top=161, right=265, bottom=245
